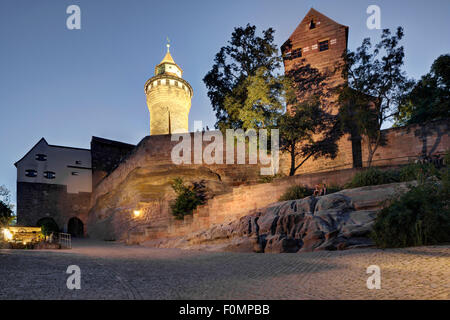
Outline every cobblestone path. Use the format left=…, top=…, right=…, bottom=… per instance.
left=0, top=240, right=448, bottom=299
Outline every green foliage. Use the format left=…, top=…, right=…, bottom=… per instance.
left=347, top=163, right=441, bottom=188
left=346, top=168, right=400, bottom=188
left=38, top=218, right=59, bottom=236
left=279, top=185, right=313, bottom=201
left=278, top=98, right=342, bottom=176
left=371, top=180, right=450, bottom=248
left=326, top=184, right=343, bottom=194
left=258, top=173, right=285, bottom=184
left=338, top=27, right=414, bottom=167
left=203, top=24, right=283, bottom=131
left=0, top=200, right=13, bottom=227
left=0, top=185, right=14, bottom=227
left=170, top=178, right=207, bottom=220
left=396, top=54, right=450, bottom=125
left=398, top=162, right=440, bottom=183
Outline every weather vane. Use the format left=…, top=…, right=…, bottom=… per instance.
left=166, top=36, right=170, bottom=52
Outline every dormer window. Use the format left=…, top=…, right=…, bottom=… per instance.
left=35, top=154, right=47, bottom=161
left=44, top=171, right=56, bottom=179
left=309, top=19, right=316, bottom=29
left=25, top=169, right=37, bottom=177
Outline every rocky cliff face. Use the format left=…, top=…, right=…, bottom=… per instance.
left=87, top=165, right=231, bottom=241
left=145, top=182, right=414, bottom=253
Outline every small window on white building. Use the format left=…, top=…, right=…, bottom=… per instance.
left=44, top=171, right=56, bottom=179
left=25, top=169, right=37, bottom=177
left=72, top=172, right=79, bottom=176
left=35, top=154, right=47, bottom=161
left=75, top=160, right=82, bottom=165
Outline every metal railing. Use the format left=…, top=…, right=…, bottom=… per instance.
left=57, top=232, right=72, bottom=249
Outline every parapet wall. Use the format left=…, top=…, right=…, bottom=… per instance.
left=289, top=119, right=449, bottom=175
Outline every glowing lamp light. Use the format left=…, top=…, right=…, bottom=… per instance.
left=133, top=210, right=141, bottom=217
left=3, top=228, right=13, bottom=241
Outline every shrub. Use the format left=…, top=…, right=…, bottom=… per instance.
left=279, top=185, right=313, bottom=201
left=38, top=218, right=59, bottom=236
left=346, top=168, right=400, bottom=188
left=170, top=178, right=207, bottom=220
left=258, top=173, right=285, bottom=184
left=398, top=162, right=440, bottom=183
left=371, top=180, right=450, bottom=248
left=326, top=184, right=342, bottom=194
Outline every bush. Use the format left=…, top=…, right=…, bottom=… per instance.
left=346, top=168, right=400, bottom=188
left=398, top=162, right=440, bottom=183
left=371, top=170, right=450, bottom=248
left=326, top=184, right=343, bottom=194
left=170, top=178, right=207, bottom=220
left=347, top=162, right=445, bottom=189
left=38, top=218, right=59, bottom=236
left=258, top=173, right=285, bottom=184
left=279, top=185, right=313, bottom=201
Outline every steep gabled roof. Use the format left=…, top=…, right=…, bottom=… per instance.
left=14, top=138, right=48, bottom=167
left=286, top=8, right=348, bottom=43
left=14, top=137, right=90, bottom=167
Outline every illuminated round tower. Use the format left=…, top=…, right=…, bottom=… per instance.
left=144, top=43, right=193, bottom=135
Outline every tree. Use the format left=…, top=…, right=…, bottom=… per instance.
left=203, top=24, right=283, bottom=131
left=0, top=185, right=14, bottom=227
left=278, top=59, right=342, bottom=176
left=396, top=54, right=450, bottom=125
left=338, top=27, right=413, bottom=167
left=279, top=99, right=341, bottom=176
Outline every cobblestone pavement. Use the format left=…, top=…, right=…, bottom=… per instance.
left=0, top=240, right=449, bottom=300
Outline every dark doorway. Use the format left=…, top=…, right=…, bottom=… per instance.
left=68, top=217, right=84, bottom=237
left=37, top=217, right=59, bottom=235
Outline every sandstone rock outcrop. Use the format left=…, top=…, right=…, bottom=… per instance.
left=145, top=182, right=414, bottom=253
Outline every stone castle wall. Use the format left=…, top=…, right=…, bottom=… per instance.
left=16, top=182, right=90, bottom=233
left=88, top=120, right=449, bottom=242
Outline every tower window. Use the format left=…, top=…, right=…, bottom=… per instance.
left=291, top=48, right=302, bottom=59
left=282, top=51, right=292, bottom=60
left=175, top=81, right=178, bottom=87
left=309, top=19, right=316, bottom=29
left=25, top=169, right=37, bottom=177
left=44, top=171, right=56, bottom=179
left=35, top=154, right=47, bottom=161
left=319, top=40, right=329, bottom=52
left=157, top=80, right=161, bottom=85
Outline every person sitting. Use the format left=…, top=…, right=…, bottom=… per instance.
left=313, top=184, right=321, bottom=196
left=321, top=183, right=327, bottom=196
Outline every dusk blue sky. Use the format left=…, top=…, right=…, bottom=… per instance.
left=1, top=0, right=449, bottom=206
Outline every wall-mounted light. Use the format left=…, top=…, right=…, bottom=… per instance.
left=133, top=210, right=141, bottom=218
